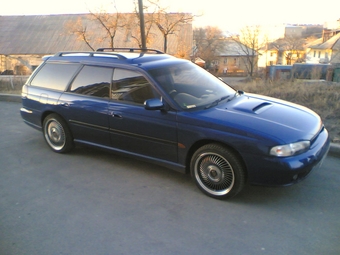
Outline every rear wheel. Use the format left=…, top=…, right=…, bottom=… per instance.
left=43, top=114, right=74, bottom=153
left=191, top=143, right=246, bottom=199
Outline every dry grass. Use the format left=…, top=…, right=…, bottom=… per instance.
left=232, top=79, right=340, bottom=143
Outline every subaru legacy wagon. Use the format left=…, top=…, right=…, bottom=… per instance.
left=20, top=48, right=330, bottom=199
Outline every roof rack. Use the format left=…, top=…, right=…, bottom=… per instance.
left=53, top=51, right=127, bottom=60
left=96, top=48, right=164, bottom=54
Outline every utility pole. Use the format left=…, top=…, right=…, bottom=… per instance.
left=138, top=0, right=147, bottom=51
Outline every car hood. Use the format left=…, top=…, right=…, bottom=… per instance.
left=182, top=93, right=323, bottom=144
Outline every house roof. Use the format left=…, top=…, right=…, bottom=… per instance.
left=265, top=37, right=309, bottom=52
left=217, top=40, right=257, bottom=57
left=306, top=37, right=323, bottom=48
left=0, top=14, right=192, bottom=55
left=309, top=32, right=340, bottom=50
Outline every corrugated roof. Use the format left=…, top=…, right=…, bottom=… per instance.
left=0, top=14, right=192, bottom=55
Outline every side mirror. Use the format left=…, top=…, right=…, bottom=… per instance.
left=144, top=98, right=164, bottom=110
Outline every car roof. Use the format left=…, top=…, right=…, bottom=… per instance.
left=43, top=48, right=187, bottom=70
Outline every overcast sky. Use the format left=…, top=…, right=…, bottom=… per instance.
left=2, top=0, right=339, bottom=32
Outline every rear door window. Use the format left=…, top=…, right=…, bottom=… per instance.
left=30, top=63, right=80, bottom=91
left=69, top=65, right=113, bottom=98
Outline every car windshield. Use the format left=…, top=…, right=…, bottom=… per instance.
left=148, top=62, right=236, bottom=110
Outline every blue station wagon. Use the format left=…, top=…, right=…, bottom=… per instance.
left=20, top=48, right=330, bottom=199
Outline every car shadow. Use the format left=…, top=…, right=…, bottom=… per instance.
left=69, top=145, right=191, bottom=180
left=67, top=145, right=326, bottom=207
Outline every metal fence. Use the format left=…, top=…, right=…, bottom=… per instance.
left=0, top=75, right=29, bottom=92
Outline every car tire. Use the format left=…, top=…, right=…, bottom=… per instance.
left=43, top=114, right=74, bottom=153
left=191, top=143, right=246, bottom=199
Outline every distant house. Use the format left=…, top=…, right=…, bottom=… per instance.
left=306, top=31, right=340, bottom=64
left=213, top=39, right=258, bottom=76
left=259, top=38, right=306, bottom=67
left=0, top=14, right=193, bottom=75
left=258, top=24, right=323, bottom=68
left=305, top=26, right=340, bottom=82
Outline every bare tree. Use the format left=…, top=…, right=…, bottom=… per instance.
left=128, top=0, right=159, bottom=48
left=194, top=26, right=225, bottom=69
left=143, top=0, right=194, bottom=53
left=66, top=3, right=126, bottom=50
left=233, top=25, right=265, bottom=77
left=90, top=6, right=125, bottom=48
left=65, top=15, right=96, bottom=50
left=65, top=0, right=193, bottom=54
left=270, top=36, right=315, bottom=65
left=155, top=13, right=194, bottom=53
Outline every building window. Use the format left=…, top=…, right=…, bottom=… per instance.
left=318, top=51, right=321, bottom=58
left=313, top=51, right=316, bottom=57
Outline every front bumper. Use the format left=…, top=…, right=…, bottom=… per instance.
left=246, top=127, right=330, bottom=186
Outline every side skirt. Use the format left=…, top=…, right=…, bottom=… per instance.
left=74, top=139, right=187, bottom=174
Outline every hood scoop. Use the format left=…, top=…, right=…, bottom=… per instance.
left=232, top=98, right=273, bottom=114
left=252, top=102, right=272, bottom=114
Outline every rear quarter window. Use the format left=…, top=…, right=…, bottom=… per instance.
left=30, top=63, right=80, bottom=91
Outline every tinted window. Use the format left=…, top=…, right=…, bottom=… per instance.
left=70, top=66, right=113, bottom=98
left=111, top=69, right=159, bottom=104
left=30, top=63, right=80, bottom=91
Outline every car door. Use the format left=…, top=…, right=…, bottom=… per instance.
left=108, top=68, right=178, bottom=162
left=58, top=65, right=112, bottom=146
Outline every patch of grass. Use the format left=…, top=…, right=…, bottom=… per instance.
left=233, top=79, right=340, bottom=143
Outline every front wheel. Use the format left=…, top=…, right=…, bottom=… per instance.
left=43, top=114, right=74, bottom=153
left=190, top=143, right=246, bottom=199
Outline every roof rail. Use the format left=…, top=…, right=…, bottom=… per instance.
left=96, top=48, right=164, bottom=54
left=53, top=51, right=127, bottom=60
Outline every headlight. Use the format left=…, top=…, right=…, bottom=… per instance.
left=270, top=141, right=310, bottom=157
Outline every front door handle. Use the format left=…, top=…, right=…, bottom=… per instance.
left=60, top=102, right=69, bottom=107
left=111, top=112, right=122, bottom=119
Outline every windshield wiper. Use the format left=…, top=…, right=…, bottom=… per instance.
left=204, top=95, right=231, bottom=109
